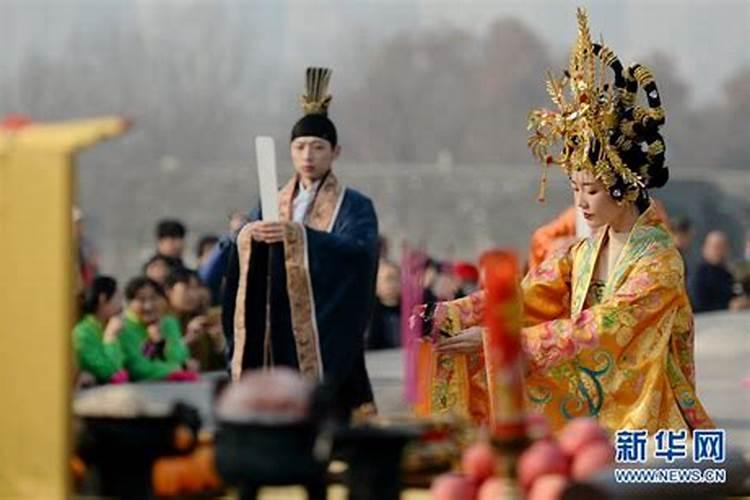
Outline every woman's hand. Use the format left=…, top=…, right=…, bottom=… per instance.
left=184, top=315, right=207, bottom=345
left=408, top=304, right=427, bottom=332
left=206, top=320, right=226, bottom=352
left=103, top=316, right=123, bottom=343
left=434, top=326, right=484, bottom=354
left=147, top=323, right=162, bottom=343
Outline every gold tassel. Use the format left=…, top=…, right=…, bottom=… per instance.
left=537, top=162, right=549, bottom=202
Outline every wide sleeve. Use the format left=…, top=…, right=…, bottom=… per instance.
left=528, top=207, right=577, bottom=271
left=521, top=247, right=683, bottom=372
left=521, top=240, right=575, bottom=328
left=221, top=240, right=240, bottom=364
left=302, top=196, right=378, bottom=264
left=418, top=240, right=575, bottom=337
left=201, top=207, right=260, bottom=306
left=430, top=291, right=486, bottom=336
left=284, top=194, right=379, bottom=384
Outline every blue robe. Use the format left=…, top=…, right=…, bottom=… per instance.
left=222, top=172, right=378, bottom=414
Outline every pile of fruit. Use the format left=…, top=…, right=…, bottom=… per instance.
left=431, top=417, right=614, bottom=500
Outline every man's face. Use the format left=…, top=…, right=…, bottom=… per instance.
left=703, top=232, right=730, bottom=265
left=290, top=136, right=340, bottom=183
left=158, top=237, right=184, bottom=258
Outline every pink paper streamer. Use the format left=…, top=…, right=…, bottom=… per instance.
left=401, top=243, right=426, bottom=403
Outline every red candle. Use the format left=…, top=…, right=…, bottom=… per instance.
left=480, top=250, right=525, bottom=440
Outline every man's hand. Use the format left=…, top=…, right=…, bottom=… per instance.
left=249, top=221, right=287, bottom=244
left=434, top=326, right=484, bottom=354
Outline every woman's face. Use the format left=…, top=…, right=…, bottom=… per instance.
left=167, top=277, right=201, bottom=314
left=570, top=169, right=624, bottom=229
left=145, top=260, right=170, bottom=285
left=128, top=285, right=161, bottom=325
left=98, top=290, right=123, bottom=320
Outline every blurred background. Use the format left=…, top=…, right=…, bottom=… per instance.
left=2, top=0, right=749, bottom=279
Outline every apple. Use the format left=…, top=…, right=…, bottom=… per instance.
left=518, top=439, right=569, bottom=490
left=558, top=418, right=609, bottom=458
left=571, top=441, right=614, bottom=480
left=462, top=442, right=496, bottom=482
left=527, top=473, right=569, bottom=500
left=431, top=473, right=476, bottom=500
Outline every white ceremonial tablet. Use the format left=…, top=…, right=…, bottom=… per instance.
left=255, top=136, right=280, bottom=222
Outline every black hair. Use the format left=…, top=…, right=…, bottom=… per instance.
left=290, top=114, right=338, bottom=148
left=142, top=254, right=171, bottom=274
left=164, top=268, right=200, bottom=290
left=80, top=275, right=117, bottom=318
left=588, top=46, right=670, bottom=209
left=156, top=219, right=186, bottom=240
left=125, top=276, right=165, bottom=301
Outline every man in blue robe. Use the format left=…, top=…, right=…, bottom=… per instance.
left=221, top=68, right=379, bottom=416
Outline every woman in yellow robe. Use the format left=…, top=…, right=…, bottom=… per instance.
left=424, top=200, right=713, bottom=434
left=415, top=9, right=713, bottom=435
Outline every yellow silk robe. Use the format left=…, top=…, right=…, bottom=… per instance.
left=422, top=205, right=713, bottom=434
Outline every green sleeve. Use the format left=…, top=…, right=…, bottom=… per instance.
left=161, top=315, right=190, bottom=366
left=73, top=321, right=124, bottom=382
left=104, top=341, right=124, bottom=368
left=118, top=327, right=181, bottom=381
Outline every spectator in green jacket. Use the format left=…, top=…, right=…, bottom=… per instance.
left=120, top=276, right=193, bottom=381
left=72, top=276, right=128, bottom=384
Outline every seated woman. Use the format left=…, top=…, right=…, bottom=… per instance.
left=119, top=276, right=193, bottom=381
left=164, top=268, right=226, bottom=372
left=416, top=9, right=713, bottom=434
left=72, top=276, right=128, bottom=384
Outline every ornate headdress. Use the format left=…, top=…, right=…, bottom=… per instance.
left=528, top=8, right=668, bottom=203
left=290, top=67, right=338, bottom=147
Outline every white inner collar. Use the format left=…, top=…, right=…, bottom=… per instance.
left=297, top=179, right=321, bottom=195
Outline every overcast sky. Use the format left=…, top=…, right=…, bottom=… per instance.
left=1, top=0, right=747, bottom=106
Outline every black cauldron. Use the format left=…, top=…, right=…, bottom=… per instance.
left=76, top=401, right=201, bottom=500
